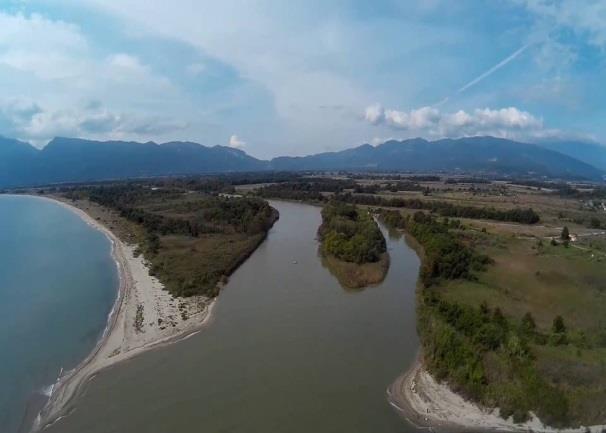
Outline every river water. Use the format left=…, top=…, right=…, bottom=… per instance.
left=45, top=200, right=422, bottom=433
left=0, top=195, right=118, bottom=433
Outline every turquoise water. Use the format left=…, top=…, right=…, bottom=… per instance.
left=0, top=195, right=118, bottom=433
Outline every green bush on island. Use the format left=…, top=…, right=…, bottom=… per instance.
left=318, top=201, right=386, bottom=264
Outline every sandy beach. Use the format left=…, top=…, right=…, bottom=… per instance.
left=388, top=356, right=606, bottom=433
left=32, top=196, right=216, bottom=431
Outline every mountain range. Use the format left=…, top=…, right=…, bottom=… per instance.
left=1, top=135, right=604, bottom=188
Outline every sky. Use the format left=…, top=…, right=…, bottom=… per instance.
left=0, top=0, right=605, bottom=158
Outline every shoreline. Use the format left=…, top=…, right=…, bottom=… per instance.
left=388, top=356, right=606, bottom=433
left=24, top=195, right=217, bottom=432
left=384, top=225, right=606, bottom=433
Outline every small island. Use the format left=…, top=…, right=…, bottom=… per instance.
left=318, top=201, right=389, bottom=289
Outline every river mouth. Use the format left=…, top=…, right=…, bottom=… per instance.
left=44, top=200, right=423, bottom=433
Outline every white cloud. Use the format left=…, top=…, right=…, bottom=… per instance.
left=108, top=53, right=144, bottom=71
left=0, top=12, right=88, bottom=80
left=0, top=11, right=184, bottom=143
left=228, top=134, right=246, bottom=149
left=366, top=104, right=545, bottom=140
left=364, top=104, right=384, bottom=125
left=514, top=0, right=606, bottom=48
left=0, top=98, right=187, bottom=145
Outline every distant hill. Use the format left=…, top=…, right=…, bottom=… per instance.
left=270, top=136, right=604, bottom=180
left=0, top=135, right=603, bottom=188
left=0, top=136, right=268, bottom=187
left=535, top=140, right=606, bottom=172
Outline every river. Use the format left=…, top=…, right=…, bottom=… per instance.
left=45, top=200, right=422, bottom=433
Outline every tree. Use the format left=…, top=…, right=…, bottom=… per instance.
left=561, top=226, right=570, bottom=241
left=521, top=312, right=536, bottom=334
left=552, top=315, right=566, bottom=334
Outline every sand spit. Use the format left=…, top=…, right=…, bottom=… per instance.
left=30, top=196, right=215, bottom=431
left=388, top=357, right=606, bottom=433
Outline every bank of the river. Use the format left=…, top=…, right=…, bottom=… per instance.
left=321, top=252, right=389, bottom=289
left=383, top=220, right=606, bottom=433
left=389, top=357, right=606, bottom=433
left=34, top=196, right=215, bottom=431
left=43, top=200, right=424, bottom=433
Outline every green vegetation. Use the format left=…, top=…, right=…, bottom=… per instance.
left=338, top=193, right=541, bottom=224
left=318, top=202, right=386, bottom=264
left=318, top=201, right=388, bottom=288
left=64, top=184, right=277, bottom=297
left=380, top=210, right=492, bottom=286
left=381, top=203, right=606, bottom=427
left=256, top=180, right=540, bottom=224
left=256, top=178, right=355, bottom=201
left=420, top=291, right=570, bottom=426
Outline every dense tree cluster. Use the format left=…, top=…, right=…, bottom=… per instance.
left=420, top=292, right=570, bottom=426
left=381, top=207, right=571, bottom=426
left=337, top=193, right=540, bottom=224
left=353, top=181, right=424, bottom=194
left=64, top=184, right=278, bottom=297
left=318, top=202, right=386, bottom=264
left=380, top=210, right=492, bottom=286
left=68, top=185, right=275, bottom=237
left=444, top=177, right=490, bottom=184
left=256, top=178, right=357, bottom=201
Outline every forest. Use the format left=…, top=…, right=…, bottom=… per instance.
left=64, top=184, right=278, bottom=297
left=380, top=209, right=571, bottom=426
left=318, top=201, right=386, bottom=264
left=380, top=210, right=492, bottom=286
left=255, top=181, right=540, bottom=224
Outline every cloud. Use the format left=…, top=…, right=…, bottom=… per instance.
left=364, top=104, right=384, bottom=125
left=0, top=12, right=88, bottom=80
left=365, top=104, right=545, bottom=140
left=514, top=0, right=606, bottom=48
left=0, top=11, right=185, bottom=143
left=0, top=98, right=187, bottom=144
left=186, top=62, right=206, bottom=77
left=228, top=134, right=246, bottom=149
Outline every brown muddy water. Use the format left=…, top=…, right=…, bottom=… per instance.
left=46, top=200, right=423, bottom=433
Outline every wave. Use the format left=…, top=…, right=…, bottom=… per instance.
left=39, top=367, right=63, bottom=398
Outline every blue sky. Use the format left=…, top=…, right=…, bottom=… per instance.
left=0, top=0, right=605, bottom=158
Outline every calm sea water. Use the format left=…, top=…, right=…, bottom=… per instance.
left=0, top=195, right=118, bottom=433
left=47, top=201, right=423, bottom=433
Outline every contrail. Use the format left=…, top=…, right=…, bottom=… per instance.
left=430, top=43, right=531, bottom=107
left=456, top=43, right=530, bottom=94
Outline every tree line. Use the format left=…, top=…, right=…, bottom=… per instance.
left=337, top=192, right=540, bottom=224
left=380, top=209, right=492, bottom=286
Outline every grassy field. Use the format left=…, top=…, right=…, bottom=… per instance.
left=49, top=184, right=278, bottom=298
left=431, top=227, right=606, bottom=425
